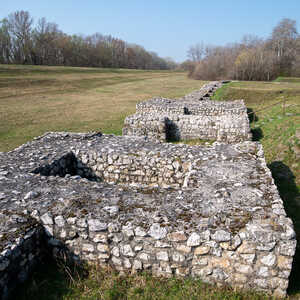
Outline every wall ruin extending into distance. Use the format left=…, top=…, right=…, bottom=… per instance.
left=0, top=82, right=295, bottom=299
left=123, top=82, right=252, bottom=143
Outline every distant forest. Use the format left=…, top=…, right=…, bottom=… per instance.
left=185, top=18, right=300, bottom=81
left=1, top=12, right=299, bottom=79
left=0, top=11, right=177, bottom=70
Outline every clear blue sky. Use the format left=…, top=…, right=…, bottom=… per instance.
left=1, top=0, right=300, bottom=62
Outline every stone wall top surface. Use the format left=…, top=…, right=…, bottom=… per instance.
left=136, top=98, right=247, bottom=114
left=0, top=132, right=290, bottom=235
left=0, top=132, right=296, bottom=298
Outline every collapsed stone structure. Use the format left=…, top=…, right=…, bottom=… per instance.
left=0, top=83, right=296, bottom=298
left=0, top=132, right=296, bottom=298
left=123, top=81, right=252, bottom=143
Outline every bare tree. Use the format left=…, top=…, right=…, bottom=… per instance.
left=32, top=17, right=61, bottom=65
left=7, top=10, right=33, bottom=64
left=187, top=42, right=205, bottom=62
left=270, top=18, right=299, bottom=75
left=189, top=18, right=299, bottom=81
left=271, top=18, right=298, bottom=57
left=0, top=10, right=176, bottom=70
left=0, top=18, right=11, bottom=63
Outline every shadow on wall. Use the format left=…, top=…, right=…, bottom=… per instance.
left=268, top=161, right=300, bottom=295
left=165, top=119, right=181, bottom=142
left=247, top=107, right=263, bottom=142
left=32, top=152, right=101, bottom=182
left=11, top=238, right=88, bottom=300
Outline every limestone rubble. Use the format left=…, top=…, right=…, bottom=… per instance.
left=0, top=82, right=296, bottom=299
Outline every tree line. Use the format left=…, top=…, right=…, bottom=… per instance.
left=185, top=18, right=300, bottom=81
left=0, top=10, right=176, bottom=70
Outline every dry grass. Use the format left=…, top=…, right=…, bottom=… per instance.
left=0, top=64, right=206, bottom=151
left=3, top=68, right=300, bottom=299
left=15, top=260, right=272, bottom=300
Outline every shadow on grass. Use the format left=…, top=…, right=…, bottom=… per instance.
left=251, top=127, right=264, bottom=141
left=247, top=108, right=259, bottom=123
left=248, top=107, right=263, bottom=141
left=11, top=252, right=89, bottom=300
left=268, top=161, right=300, bottom=295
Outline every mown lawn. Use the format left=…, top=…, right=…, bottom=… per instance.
left=0, top=64, right=206, bottom=151
left=2, top=68, right=300, bottom=299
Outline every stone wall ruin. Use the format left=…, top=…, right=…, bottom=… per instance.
left=0, top=82, right=297, bottom=299
left=122, top=81, right=252, bottom=143
left=0, top=130, right=296, bottom=298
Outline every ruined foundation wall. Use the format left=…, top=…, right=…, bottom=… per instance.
left=0, top=133, right=296, bottom=298
left=122, top=114, right=167, bottom=142
left=166, top=112, right=252, bottom=142
left=123, top=82, right=252, bottom=143
left=0, top=213, right=46, bottom=300
left=123, top=99, right=252, bottom=143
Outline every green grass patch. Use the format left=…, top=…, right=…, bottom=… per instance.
left=274, top=76, right=300, bottom=83
left=14, top=261, right=272, bottom=300
left=210, top=82, right=233, bottom=100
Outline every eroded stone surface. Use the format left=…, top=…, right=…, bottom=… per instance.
left=0, top=130, right=296, bottom=298
left=123, top=81, right=252, bottom=143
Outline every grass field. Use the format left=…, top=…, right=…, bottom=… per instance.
left=0, top=64, right=206, bottom=151
left=1, top=66, right=300, bottom=299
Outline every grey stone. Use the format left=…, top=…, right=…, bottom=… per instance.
left=156, top=251, right=169, bottom=262
left=123, top=258, right=132, bottom=269
left=122, top=225, right=135, bottom=237
left=111, top=247, right=120, bottom=257
left=133, top=260, right=143, bottom=270
left=260, top=253, right=276, bottom=267
left=212, top=230, right=231, bottom=242
left=187, top=232, right=201, bottom=246
left=82, top=243, right=94, bottom=252
left=279, top=240, right=297, bottom=256
left=54, top=215, right=65, bottom=227
left=103, top=206, right=119, bottom=216
left=92, top=233, right=107, bottom=243
left=154, top=241, right=171, bottom=248
left=135, top=226, right=147, bottom=237
left=108, top=223, right=120, bottom=233
left=148, top=223, right=167, bottom=240
left=40, top=213, right=53, bottom=225
left=121, top=244, right=135, bottom=257
left=88, top=219, right=107, bottom=231
left=0, top=96, right=295, bottom=298
left=172, top=252, right=185, bottom=263
left=24, top=191, right=39, bottom=200
left=139, top=253, right=150, bottom=261
left=257, top=266, right=270, bottom=278
left=97, top=244, right=109, bottom=253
